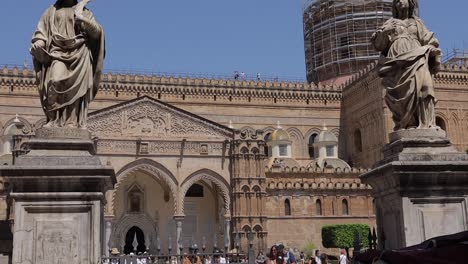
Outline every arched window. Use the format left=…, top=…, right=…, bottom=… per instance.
left=308, top=133, right=318, bottom=158
left=354, top=129, right=362, bottom=152
left=124, top=226, right=146, bottom=254
left=284, top=199, right=291, bottom=216
left=264, top=133, right=271, bottom=156
left=342, top=199, right=349, bottom=215
left=372, top=199, right=376, bottom=215
left=436, top=116, right=446, bottom=131
left=316, top=199, right=322, bottom=216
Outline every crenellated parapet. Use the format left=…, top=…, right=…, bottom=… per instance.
left=0, top=65, right=342, bottom=102
left=265, top=166, right=371, bottom=192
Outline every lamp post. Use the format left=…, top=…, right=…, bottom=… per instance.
left=235, top=233, right=240, bottom=263
left=168, top=236, right=173, bottom=255
left=247, top=232, right=255, bottom=264
left=202, top=236, right=207, bottom=264
left=156, top=235, right=161, bottom=256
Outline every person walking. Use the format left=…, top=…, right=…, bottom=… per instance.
left=339, top=249, right=348, bottom=264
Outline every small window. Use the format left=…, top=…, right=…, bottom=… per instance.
left=264, top=133, right=271, bottom=156
left=372, top=199, right=376, bottom=215
left=342, top=199, right=349, bottom=215
left=186, top=184, right=204, bottom=197
left=316, top=199, right=322, bottom=216
left=354, top=129, right=363, bottom=152
left=308, top=133, right=318, bottom=158
left=326, top=146, right=334, bottom=157
left=285, top=199, right=291, bottom=216
left=279, top=144, right=288, bottom=157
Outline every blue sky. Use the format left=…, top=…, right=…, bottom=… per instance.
left=0, top=0, right=467, bottom=80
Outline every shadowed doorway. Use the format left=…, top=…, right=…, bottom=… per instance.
left=124, top=226, right=146, bottom=254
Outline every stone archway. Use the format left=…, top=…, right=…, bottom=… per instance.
left=109, top=213, right=158, bottom=254
left=177, top=169, right=231, bottom=251
left=108, top=159, right=179, bottom=254
left=112, top=159, right=179, bottom=216
left=179, top=169, right=231, bottom=216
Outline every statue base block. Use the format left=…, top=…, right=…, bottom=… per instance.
left=361, top=128, right=468, bottom=249
left=1, top=128, right=116, bottom=264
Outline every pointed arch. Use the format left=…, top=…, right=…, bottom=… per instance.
left=114, top=159, right=179, bottom=215
left=284, top=199, right=291, bottom=216
left=180, top=169, right=231, bottom=216
left=286, top=127, right=304, bottom=158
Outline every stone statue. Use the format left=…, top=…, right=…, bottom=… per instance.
left=30, top=0, right=105, bottom=129
left=371, top=0, right=441, bottom=131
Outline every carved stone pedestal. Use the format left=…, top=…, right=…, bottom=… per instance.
left=361, top=128, right=468, bottom=249
left=1, top=128, right=116, bottom=264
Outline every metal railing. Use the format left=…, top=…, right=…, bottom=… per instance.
left=0, top=63, right=306, bottom=84
left=100, top=252, right=251, bottom=264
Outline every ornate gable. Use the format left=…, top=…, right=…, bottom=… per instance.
left=88, top=96, right=233, bottom=140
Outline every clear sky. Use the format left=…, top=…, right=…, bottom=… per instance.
left=0, top=0, right=467, bottom=80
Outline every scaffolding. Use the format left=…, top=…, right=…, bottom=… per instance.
left=303, top=0, right=395, bottom=83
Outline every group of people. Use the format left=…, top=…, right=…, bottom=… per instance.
left=233, top=71, right=263, bottom=81
left=258, top=246, right=349, bottom=264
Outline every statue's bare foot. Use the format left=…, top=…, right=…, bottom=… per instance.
left=43, top=122, right=54, bottom=128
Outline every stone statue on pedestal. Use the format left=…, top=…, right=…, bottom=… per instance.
left=371, top=0, right=441, bottom=131
left=30, top=0, right=105, bottom=129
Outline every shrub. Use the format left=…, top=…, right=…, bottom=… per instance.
left=321, top=224, right=370, bottom=250
left=301, top=242, right=317, bottom=259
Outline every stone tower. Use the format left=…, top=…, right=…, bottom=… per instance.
left=231, top=128, right=267, bottom=251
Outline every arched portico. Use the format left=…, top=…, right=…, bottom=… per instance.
left=108, top=159, right=179, bottom=254
left=175, top=169, right=232, bottom=252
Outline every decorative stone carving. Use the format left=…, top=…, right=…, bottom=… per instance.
left=36, top=222, right=78, bottom=264
left=109, top=213, right=158, bottom=254
left=88, top=97, right=232, bottom=139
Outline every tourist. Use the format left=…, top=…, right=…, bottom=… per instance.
left=110, top=248, right=120, bottom=264
left=205, top=255, right=212, bottom=264
left=276, top=250, right=286, bottom=264
left=240, top=72, right=246, bottom=80
left=339, top=249, right=347, bottom=264
left=234, top=71, right=239, bottom=80
left=299, top=252, right=305, bottom=264
left=256, top=251, right=266, bottom=264
left=319, top=254, right=328, bottom=264
left=314, top=250, right=321, bottom=264
left=267, top=245, right=278, bottom=264
left=284, top=248, right=296, bottom=264
left=307, top=256, right=314, bottom=264
left=257, top=73, right=261, bottom=81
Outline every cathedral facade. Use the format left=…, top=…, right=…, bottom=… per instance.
left=0, top=62, right=467, bottom=258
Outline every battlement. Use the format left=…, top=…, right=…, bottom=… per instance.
left=0, top=65, right=343, bottom=101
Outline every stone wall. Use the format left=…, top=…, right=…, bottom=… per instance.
left=342, top=63, right=468, bottom=168
left=265, top=169, right=376, bottom=253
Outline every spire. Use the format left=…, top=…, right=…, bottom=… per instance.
left=276, top=121, right=282, bottom=129
left=13, top=114, right=21, bottom=124
left=228, top=120, right=233, bottom=129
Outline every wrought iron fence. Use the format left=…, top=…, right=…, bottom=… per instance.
left=100, top=252, right=251, bottom=264
left=102, top=233, right=259, bottom=264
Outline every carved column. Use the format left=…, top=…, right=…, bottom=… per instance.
left=174, top=215, right=184, bottom=254
left=224, top=215, right=231, bottom=250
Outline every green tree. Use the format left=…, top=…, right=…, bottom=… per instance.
left=321, top=224, right=369, bottom=259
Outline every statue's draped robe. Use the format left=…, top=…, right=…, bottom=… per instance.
left=373, top=17, right=440, bottom=130
left=32, top=5, right=105, bottom=128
